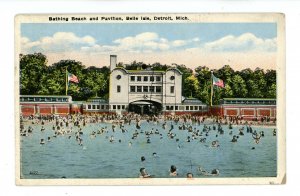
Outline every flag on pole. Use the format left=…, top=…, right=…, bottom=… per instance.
left=68, top=72, right=79, bottom=83
left=212, top=74, right=224, bottom=88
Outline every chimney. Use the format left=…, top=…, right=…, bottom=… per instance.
left=110, top=55, right=117, bottom=71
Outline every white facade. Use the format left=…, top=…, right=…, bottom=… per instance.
left=109, top=63, right=183, bottom=113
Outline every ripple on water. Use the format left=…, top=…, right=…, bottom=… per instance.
left=21, top=121, right=277, bottom=178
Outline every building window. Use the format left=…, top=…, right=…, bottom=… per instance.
left=156, top=76, right=161, bottom=82
left=170, top=86, right=175, bottom=93
left=190, top=106, right=193, bottom=110
left=175, top=106, right=178, bottom=110
left=97, top=105, right=100, bottom=109
left=88, top=105, right=91, bottom=109
left=143, top=86, right=148, bottom=92
left=156, top=86, right=162, bottom=93
left=116, top=75, right=121, bottom=80
left=137, top=76, right=142, bottom=81
left=144, top=76, right=148, bottom=82
left=122, top=105, right=125, bottom=109
left=150, top=76, right=154, bottom=82
left=131, top=76, right=135, bottom=81
left=113, top=105, right=116, bottom=110
left=106, top=105, right=109, bottom=110
left=170, top=106, right=174, bottom=110
left=117, top=85, right=121, bottom=93
left=186, top=106, right=189, bottom=110
left=166, top=106, right=170, bottom=110
left=170, top=76, right=175, bottom=80
left=92, top=105, right=96, bottom=109
left=101, top=105, right=104, bottom=110
left=194, top=106, right=198, bottom=110
left=130, top=86, right=135, bottom=92
left=150, top=86, right=155, bottom=92
left=137, top=86, right=142, bottom=92
left=117, top=105, right=121, bottom=110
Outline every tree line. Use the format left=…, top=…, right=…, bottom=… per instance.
left=19, top=53, right=276, bottom=104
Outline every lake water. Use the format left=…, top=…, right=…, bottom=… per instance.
left=20, top=121, right=277, bottom=179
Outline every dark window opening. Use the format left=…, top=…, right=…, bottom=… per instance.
left=156, top=86, right=162, bottom=93
left=137, top=86, right=142, bottom=92
left=143, top=86, right=148, bottom=92
left=130, top=86, right=135, bottom=92
left=170, top=86, right=175, bottom=93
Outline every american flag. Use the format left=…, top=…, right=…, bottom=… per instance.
left=68, top=73, right=79, bottom=83
left=212, top=74, right=224, bottom=88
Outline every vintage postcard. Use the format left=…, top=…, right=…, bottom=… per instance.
left=15, top=13, right=285, bottom=185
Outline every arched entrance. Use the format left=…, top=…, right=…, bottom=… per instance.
left=128, top=100, right=162, bottom=115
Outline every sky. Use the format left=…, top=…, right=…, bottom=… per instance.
left=20, top=23, right=277, bottom=70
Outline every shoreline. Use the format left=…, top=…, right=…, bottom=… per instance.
left=21, top=119, right=277, bottom=129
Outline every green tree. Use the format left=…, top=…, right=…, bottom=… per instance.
left=125, top=61, right=146, bottom=70
left=82, top=66, right=107, bottom=99
left=252, top=68, right=267, bottom=98
left=151, top=62, right=170, bottom=71
left=40, top=60, right=85, bottom=99
left=184, top=75, right=200, bottom=98
left=194, top=66, right=211, bottom=103
left=217, top=65, right=234, bottom=82
left=223, top=83, right=234, bottom=98
left=19, top=53, right=47, bottom=94
left=231, top=75, right=248, bottom=97
left=174, top=64, right=193, bottom=97
left=246, top=79, right=262, bottom=98
left=266, top=83, right=276, bottom=98
left=265, top=69, right=276, bottom=98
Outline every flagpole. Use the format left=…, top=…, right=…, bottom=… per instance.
left=65, top=67, right=68, bottom=96
left=210, top=71, right=213, bottom=107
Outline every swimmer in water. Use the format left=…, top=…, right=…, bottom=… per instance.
left=198, top=166, right=219, bottom=176
left=186, top=136, right=191, bottom=142
left=252, top=133, right=261, bottom=144
left=186, top=172, right=193, bottom=178
left=109, top=135, right=114, bottom=143
left=211, top=140, right=220, bottom=147
left=139, top=168, right=151, bottom=178
left=152, top=152, right=158, bottom=158
left=40, top=139, right=45, bottom=145
left=231, top=135, right=238, bottom=143
left=141, top=156, right=146, bottom=162
left=169, top=165, right=178, bottom=176
left=47, top=137, right=51, bottom=142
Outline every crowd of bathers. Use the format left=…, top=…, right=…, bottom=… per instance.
left=20, top=113, right=276, bottom=178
